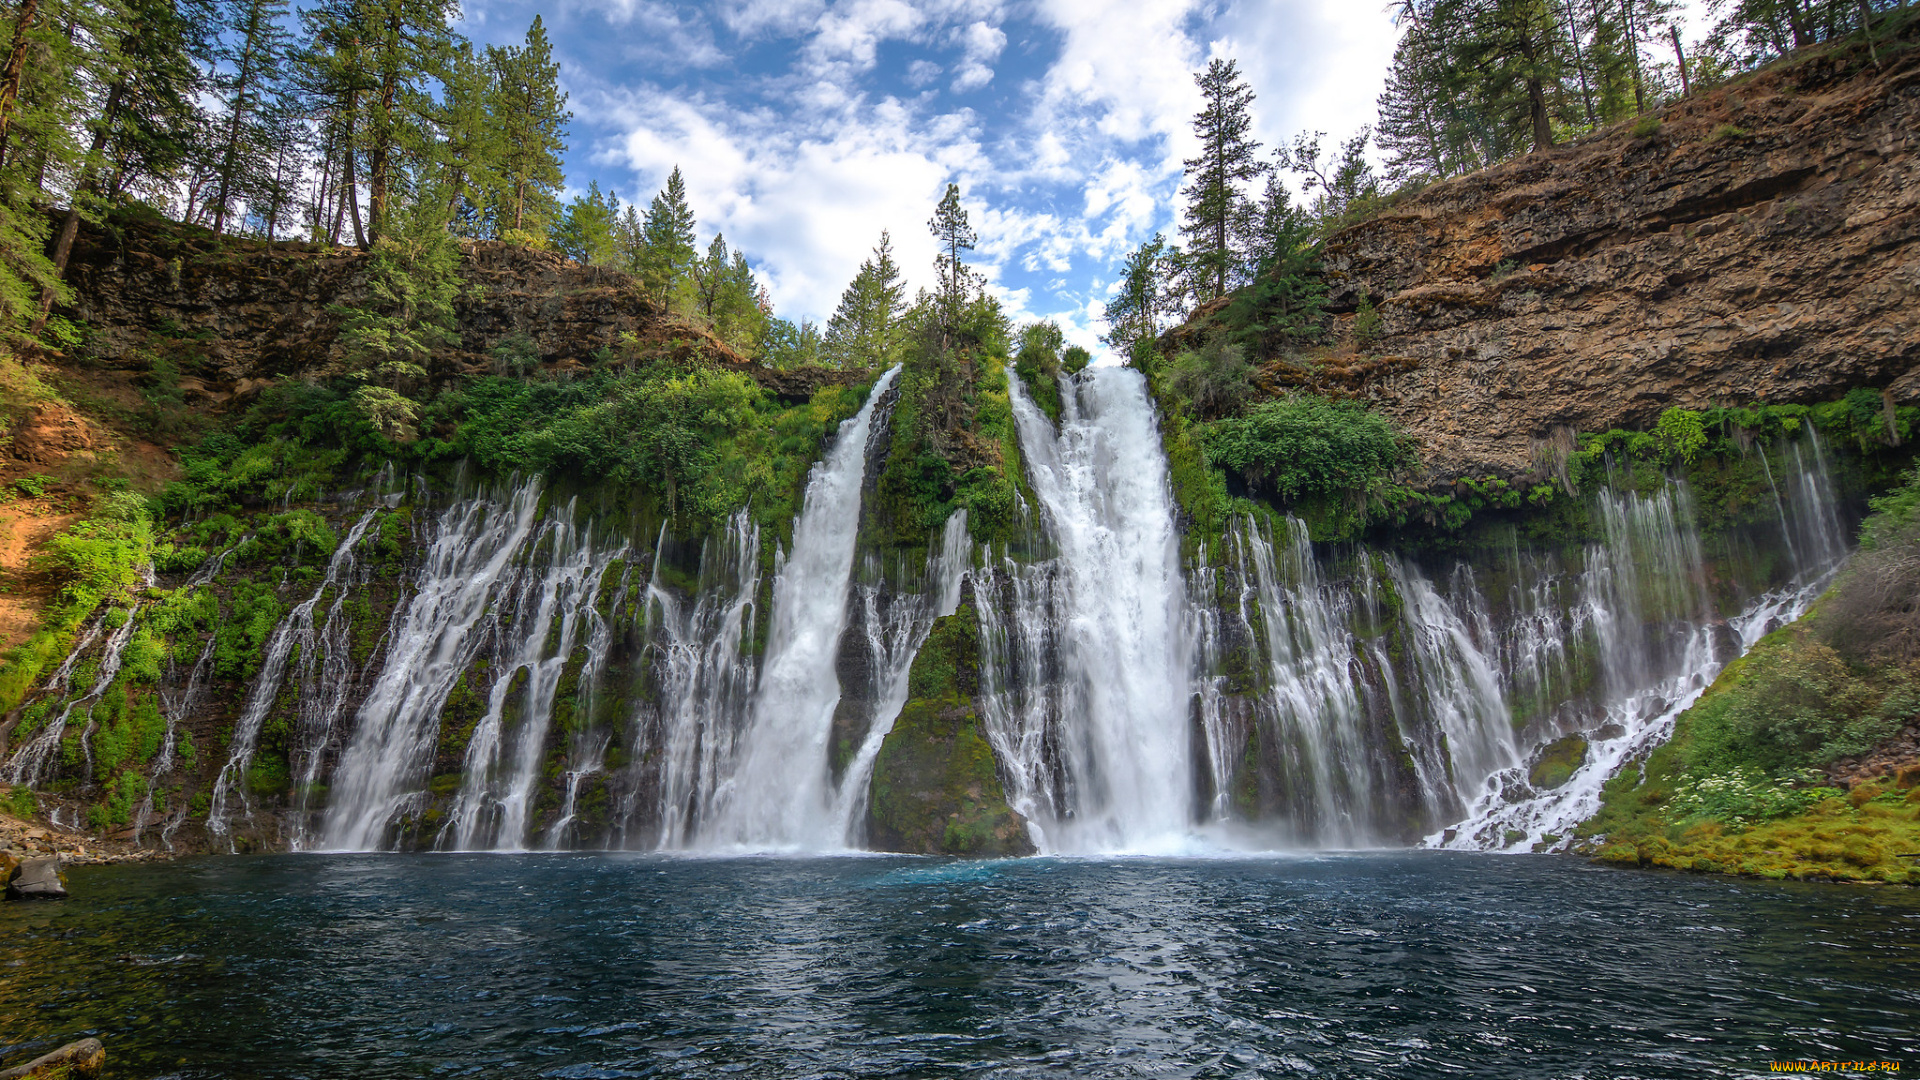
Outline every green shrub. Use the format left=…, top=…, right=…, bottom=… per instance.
left=1198, top=395, right=1413, bottom=503
left=1630, top=115, right=1663, bottom=138
left=1666, top=767, right=1835, bottom=828
left=1167, top=337, right=1253, bottom=421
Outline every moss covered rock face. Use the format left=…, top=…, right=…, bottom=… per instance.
left=1529, top=734, right=1589, bottom=790
left=866, top=587, right=1034, bottom=857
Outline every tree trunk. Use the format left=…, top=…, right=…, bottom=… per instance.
left=32, top=81, right=122, bottom=334
left=0, top=0, right=40, bottom=162
left=1561, top=0, right=1597, bottom=125
left=1668, top=25, right=1691, bottom=95
left=1621, top=0, right=1645, bottom=112
left=212, top=25, right=261, bottom=236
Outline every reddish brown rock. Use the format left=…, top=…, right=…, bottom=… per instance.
left=7, top=405, right=94, bottom=466
left=1314, top=29, right=1920, bottom=484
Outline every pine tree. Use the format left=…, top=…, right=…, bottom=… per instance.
left=485, top=14, right=566, bottom=241
left=36, top=0, right=207, bottom=330
left=334, top=193, right=461, bottom=396
left=1102, top=233, right=1178, bottom=357
left=436, top=39, right=499, bottom=236
left=206, top=0, right=294, bottom=235
left=1181, top=58, right=1267, bottom=301
left=551, top=181, right=619, bottom=265
left=761, top=317, right=823, bottom=368
left=295, top=0, right=378, bottom=246
left=637, top=165, right=696, bottom=304
left=822, top=231, right=905, bottom=370
left=928, top=182, right=976, bottom=335
left=355, top=0, right=456, bottom=241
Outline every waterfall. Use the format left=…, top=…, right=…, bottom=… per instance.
left=993, top=369, right=1192, bottom=852
left=443, top=507, right=622, bottom=851
left=1231, top=518, right=1382, bottom=845
left=1431, top=449, right=1851, bottom=851
left=622, top=513, right=764, bottom=848
left=133, top=637, right=216, bottom=848
left=828, top=510, right=972, bottom=844
left=318, top=479, right=544, bottom=851
left=3, top=566, right=153, bottom=788
left=704, top=365, right=900, bottom=850
left=208, top=508, right=383, bottom=845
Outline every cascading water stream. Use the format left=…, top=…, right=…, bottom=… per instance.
left=443, top=507, right=621, bottom=851
left=624, top=513, right=764, bottom=848
left=827, top=510, right=972, bottom=843
left=3, top=565, right=154, bottom=788
left=318, top=479, right=544, bottom=851
left=704, top=365, right=901, bottom=850
left=1432, top=446, right=1852, bottom=850
left=995, top=370, right=1192, bottom=852
left=207, top=508, right=383, bottom=845
left=134, top=637, right=216, bottom=848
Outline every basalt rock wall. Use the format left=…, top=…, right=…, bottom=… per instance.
left=52, top=215, right=857, bottom=404
left=1320, top=30, right=1920, bottom=484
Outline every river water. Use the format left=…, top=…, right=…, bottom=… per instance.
left=2, top=854, right=1915, bottom=1077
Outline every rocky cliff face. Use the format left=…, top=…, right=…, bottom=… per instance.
left=53, top=215, right=854, bottom=403
left=1321, top=29, right=1920, bottom=483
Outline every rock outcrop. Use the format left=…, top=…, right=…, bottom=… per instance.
left=867, top=582, right=1034, bottom=857
left=53, top=214, right=860, bottom=402
left=1317, top=26, right=1920, bottom=483
left=4, top=856, right=65, bottom=899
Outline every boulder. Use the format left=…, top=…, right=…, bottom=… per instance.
left=0, top=1038, right=106, bottom=1079
left=5, top=857, right=66, bottom=900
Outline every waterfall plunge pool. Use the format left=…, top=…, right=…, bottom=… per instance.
left=2, top=853, right=1914, bottom=1077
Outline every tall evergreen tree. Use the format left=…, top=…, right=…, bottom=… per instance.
left=206, top=0, right=293, bottom=234
left=37, top=0, right=207, bottom=330
left=822, top=230, right=905, bottom=370
left=638, top=165, right=696, bottom=304
left=928, top=182, right=976, bottom=335
left=295, top=0, right=377, bottom=245
left=484, top=14, right=566, bottom=240
left=1102, top=233, right=1178, bottom=358
left=1181, top=57, right=1267, bottom=301
left=357, top=0, right=457, bottom=241
left=436, top=38, right=499, bottom=236
left=551, top=180, right=619, bottom=265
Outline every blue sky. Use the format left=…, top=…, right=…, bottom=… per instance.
left=458, top=0, right=1406, bottom=354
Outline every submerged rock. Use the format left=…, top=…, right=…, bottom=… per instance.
left=867, top=584, right=1035, bottom=857
left=5, top=857, right=67, bottom=900
left=0, top=1038, right=105, bottom=1079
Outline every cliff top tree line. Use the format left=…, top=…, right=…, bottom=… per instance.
left=0, top=0, right=1903, bottom=381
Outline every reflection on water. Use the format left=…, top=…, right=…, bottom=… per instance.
left=2, top=853, right=1917, bottom=1078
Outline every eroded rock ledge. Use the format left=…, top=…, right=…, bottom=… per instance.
left=1321, top=29, right=1920, bottom=483
left=52, top=215, right=860, bottom=404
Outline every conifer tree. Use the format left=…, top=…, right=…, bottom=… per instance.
left=295, top=0, right=377, bottom=245
left=436, top=39, right=499, bottom=236
left=356, top=0, right=457, bottom=240
left=928, top=182, right=976, bottom=335
left=1102, top=234, right=1178, bottom=358
left=206, top=0, right=293, bottom=235
left=1181, top=58, right=1267, bottom=301
left=551, top=181, right=619, bottom=266
left=638, top=165, right=696, bottom=304
left=37, top=0, right=207, bottom=330
left=485, top=14, right=566, bottom=241
left=822, top=230, right=905, bottom=370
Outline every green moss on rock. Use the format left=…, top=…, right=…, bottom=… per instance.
left=1529, top=733, right=1588, bottom=790
left=866, top=585, right=1034, bottom=857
